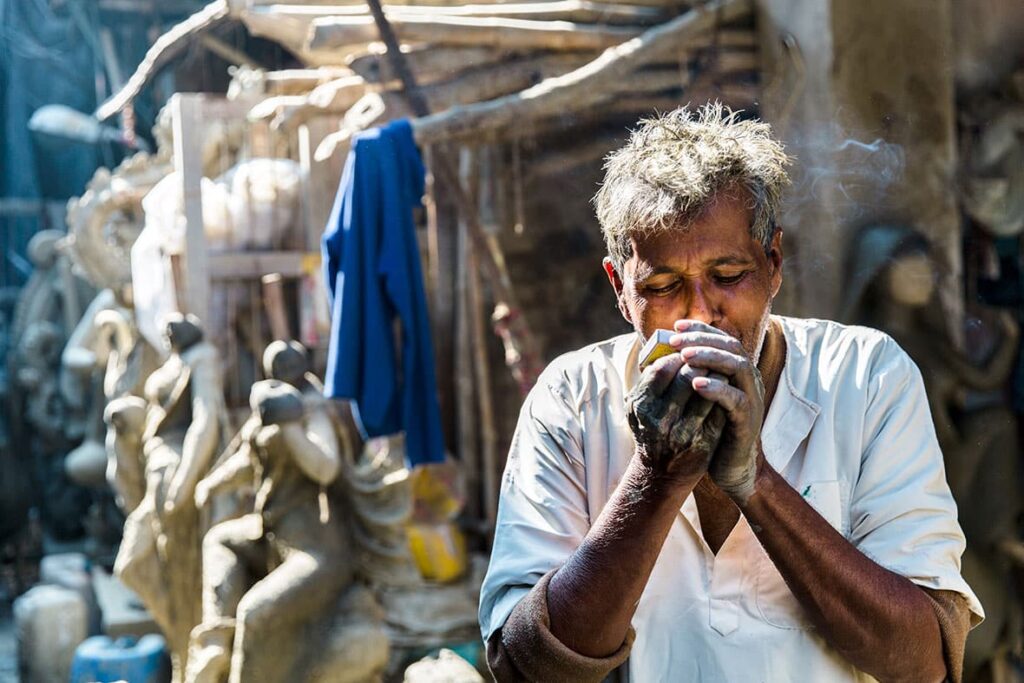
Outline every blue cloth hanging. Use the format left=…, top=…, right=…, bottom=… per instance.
left=322, top=119, right=445, bottom=466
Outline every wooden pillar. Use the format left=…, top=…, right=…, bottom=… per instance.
left=171, top=93, right=211, bottom=326
left=758, top=0, right=961, bottom=335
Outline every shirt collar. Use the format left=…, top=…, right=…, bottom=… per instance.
left=762, top=317, right=820, bottom=474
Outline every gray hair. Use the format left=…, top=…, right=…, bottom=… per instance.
left=594, top=103, right=791, bottom=271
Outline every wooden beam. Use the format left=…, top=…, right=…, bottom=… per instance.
left=246, top=1, right=667, bottom=25
left=306, top=15, right=643, bottom=58
left=407, top=0, right=751, bottom=144
left=207, top=250, right=319, bottom=279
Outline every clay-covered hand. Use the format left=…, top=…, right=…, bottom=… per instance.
left=625, top=351, right=727, bottom=486
left=670, top=320, right=764, bottom=504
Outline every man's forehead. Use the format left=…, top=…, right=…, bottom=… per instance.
left=627, top=230, right=760, bottom=273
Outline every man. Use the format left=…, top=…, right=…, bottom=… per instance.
left=478, top=104, right=983, bottom=682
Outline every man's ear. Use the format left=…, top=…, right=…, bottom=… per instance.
left=768, top=229, right=784, bottom=299
left=602, top=257, right=633, bottom=324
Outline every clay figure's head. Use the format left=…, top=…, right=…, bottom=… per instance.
left=842, top=224, right=936, bottom=322
left=161, top=312, right=204, bottom=353
left=27, top=230, right=64, bottom=269
left=250, top=379, right=305, bottom=425
left=262, top=340, right=308, bottom=387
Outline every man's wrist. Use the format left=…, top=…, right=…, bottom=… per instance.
left=736, top=449, right=775, bottom=510
left=624, top=453, right=701, bottom=503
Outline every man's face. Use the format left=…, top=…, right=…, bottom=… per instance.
left=603, top=192, right=783, bottom=361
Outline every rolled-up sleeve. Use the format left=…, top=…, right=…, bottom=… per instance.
left=849, top=338, right=984, bottom=626
left=479, top=375, right=592, bottom=645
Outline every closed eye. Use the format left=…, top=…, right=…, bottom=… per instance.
left=646, top=281, right=680, bottom=295
left=714, top=272, right=748, bottom=286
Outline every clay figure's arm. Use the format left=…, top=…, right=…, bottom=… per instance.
left=195, top=447, right=254, bottom=509
left=165, top=349, right=222, bottom=513
left=60, top=288, right=117, bottom=406
left=279, top=407, right=340, bottom=486
left=104, top=396, right=148, bottom=512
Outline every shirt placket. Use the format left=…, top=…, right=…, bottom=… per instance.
left=679, top=496, right=746, bottom=637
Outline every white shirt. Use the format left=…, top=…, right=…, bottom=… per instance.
left=479, top=316, right=983, bottom=682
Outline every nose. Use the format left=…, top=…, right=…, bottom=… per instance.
left=684, top=282, right=719, bottom=325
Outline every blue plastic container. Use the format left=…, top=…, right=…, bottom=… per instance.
left=69, top=634, right=171, bottom=683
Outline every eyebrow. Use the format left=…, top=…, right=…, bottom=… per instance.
left=638, top=255, right=754, bottom=279
left=705, top=256, right=754, bottom=267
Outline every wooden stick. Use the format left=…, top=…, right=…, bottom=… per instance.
left=408, top=0, right=752, bottom=144
left=96, top=0, right=230, bottom=120
left=261, top=273, right=292, bottom=340
left=306, top=15, right=643, bottom=58
left=261, top=67, right=356, bottom=95
left=454, top=146, right=480, bottom=522
left=470, top=150, right=499, bottom=532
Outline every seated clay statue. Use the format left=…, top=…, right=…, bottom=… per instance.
left=188, top=341, right=389, bottom=682
left=843, top=224, right=1021, bottom=679
left=112, top=313, right=226, bottom=682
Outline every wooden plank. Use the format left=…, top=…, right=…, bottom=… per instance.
left=207, top=250, right=319, bottom=279
left=172, top=93, right=211, bottom=324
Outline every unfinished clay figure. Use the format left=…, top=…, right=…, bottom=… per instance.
left=8, top=230, right=96, bottom=539
left=188, top=341, right=389, bottom=682
left=62, top=285, right=160, bottom=488
left=844, top=224, right=1020, bottom=679
left=114, top=313, right=225, bottom=682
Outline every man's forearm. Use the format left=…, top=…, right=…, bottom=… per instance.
left=546, top=456, right=696, bottom=658
left=740, top=461, right=946, bottom=682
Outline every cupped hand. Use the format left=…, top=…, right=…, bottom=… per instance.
left=625, top=351, right=727, bottom=487
left=670, top=320, right=764, bottom=504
